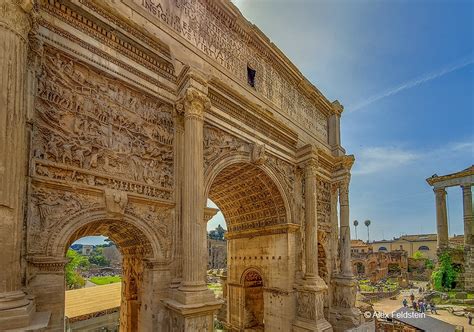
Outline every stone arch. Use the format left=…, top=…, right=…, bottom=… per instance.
left=46, top=207, right=164, bottom=261
left=240, top=267, right=267, bottom=286
left=204, top=155, right=293, bottom=231
left=353, top=261, right=366, bottom=275
left=28, top=205, right=169, bottom=331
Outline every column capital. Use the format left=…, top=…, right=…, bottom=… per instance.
left=176, top=87, right=210, bottom=121
left=304, top=157, right=319, bottom=178
left=434, top=187, right=447, bottom=195
left=461, top=184, right=472, bottom=191
left=0, top=0, right=33, bottom=40
left=341, top=154, right=355, bottom=171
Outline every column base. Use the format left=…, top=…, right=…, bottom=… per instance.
left=0, top=291, right=50, bottom=331
left=162, top=296, right=223, bottom=332
left=293, top=317, right=333, bottom=332
left=293, top=276, right=332, bottom=332
left=329, top=275, right=361, bottom=332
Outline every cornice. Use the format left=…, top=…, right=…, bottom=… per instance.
left=38, top=0, right=176, bottom=80
left=426, top=165, right=474, bottom=186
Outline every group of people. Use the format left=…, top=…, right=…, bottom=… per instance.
left=402, top=291, right=437, bottom=314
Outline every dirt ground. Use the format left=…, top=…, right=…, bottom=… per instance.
left=371, top=281, right=474, bottom=331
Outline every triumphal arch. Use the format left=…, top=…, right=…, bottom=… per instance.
left=0, top=0, right=361, bottom=330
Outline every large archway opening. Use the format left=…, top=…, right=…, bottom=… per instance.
left=63, top=219, right=154, bottom=332
left=206, top=161, right=290, bottom=330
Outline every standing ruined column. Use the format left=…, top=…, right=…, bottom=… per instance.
left=178, top=87, right=209, bottom=292
left=462, top=185, right=473, bottom=246
left=434, top=188, right=449, bottom=249
left=339, top=178, right=353, bottom=277
left=303, top=158, right=320, bottom=281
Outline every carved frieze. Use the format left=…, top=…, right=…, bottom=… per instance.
left=32, top=46, right=174, bottom=201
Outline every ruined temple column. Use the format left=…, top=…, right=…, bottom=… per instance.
left=462, top=185, right=473, bottom=246
left=178, top=87, right=209, bottom=293
left=339, top=178, right=353, bottom=277
left=434, top=188, right=449, bottom=249
left=303, top=158, right=320, bottom=281
left=0, top=0, right=36, bottom=329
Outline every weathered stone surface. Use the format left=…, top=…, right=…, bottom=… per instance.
left=0, top=0, right=358, bottom=331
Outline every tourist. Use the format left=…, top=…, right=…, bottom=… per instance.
left=402, top=298, right=408, bottom=307
left=410, top=292, right=415, bottom=302
left=412, top=301, right=418, bottom=311
left=468, top=311, right=473, bottom=325
left=419, top=300, right=425, bottom=313
left=429, top=301, right=437, bottom=314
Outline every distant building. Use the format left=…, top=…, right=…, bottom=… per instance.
left=351, top=240, right=408, bottom=282
left=208, top=225, right=226, bottom=269
left=350, top=239, right=372, bottom=253
left=103, top=245, right=122, bottom=267
left=81, top=244, right=94, bottom=256
left=371, top=234, right=463, bottom=260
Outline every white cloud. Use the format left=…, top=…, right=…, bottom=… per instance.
left=350, top=56, right=474, bottom=112
left=353, top=140, right=473, bottom=175
left=352, top=146, right=418, bottom=175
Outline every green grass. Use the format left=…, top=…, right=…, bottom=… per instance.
left=208, top=283, right=223, bottom=297
left=89, top=275, right=122, bottom=285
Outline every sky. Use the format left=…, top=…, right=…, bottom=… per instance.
left=207, top=0, right=474, bottom=241
left=75, top=0, right=473, bottom=245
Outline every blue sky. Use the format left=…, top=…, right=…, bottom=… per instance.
left=207, top=0, right=474, bottom=241
left=75, top=0, right=473, bottom=245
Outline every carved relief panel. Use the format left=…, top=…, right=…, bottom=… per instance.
left=28, top=186, right=102, bottom=254
left=32, top=46, right=174, bottom=201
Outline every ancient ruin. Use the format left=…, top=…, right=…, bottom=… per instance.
left=0, top=0, right=360, bottom=330
left=426, top=166, right=474, bottom=291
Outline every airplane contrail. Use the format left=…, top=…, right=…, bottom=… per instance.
left=350, top=56, right=474, bottom=112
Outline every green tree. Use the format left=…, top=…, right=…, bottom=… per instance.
left=431, top=252, right=458, bottom=290
left=65, top=249, right=89, bottom=289
left=413, top=251, right=425, bottom=259
left=88, top=248, right=110, bottom=267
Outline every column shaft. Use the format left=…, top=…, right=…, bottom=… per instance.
left=0, top=0, right=30, bottom=296
left=339, top=179, right=352, bottom=276
left=434, top=188, right=449, bottom=249
left=462, top=185, right=473, bottom=246
left=180, top=88, right=208, bottom=291
left=304, top=160, right=318, bottom=279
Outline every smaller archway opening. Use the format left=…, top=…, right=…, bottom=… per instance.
left=354, top=262, right=365, bottom=276
left=63, top=219, right=154, bottom=332
left=243, top=270, right=264, bottom=331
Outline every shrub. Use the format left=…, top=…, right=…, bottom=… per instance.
left=431, top=252, right=458, bottom=291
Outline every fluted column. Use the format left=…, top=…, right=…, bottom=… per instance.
left=178, top=87, right=209, bottom=292
left=171, top=108, right=185, bottom=288
left=339, top=178, right=353, bottom=277
left=0, top=0, right=31, bottom=304
left=462, top=185, right=473, bottom=246
left=434, top=188, right=449, bottom=249
left=303, top=158, right=319, bottom=281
